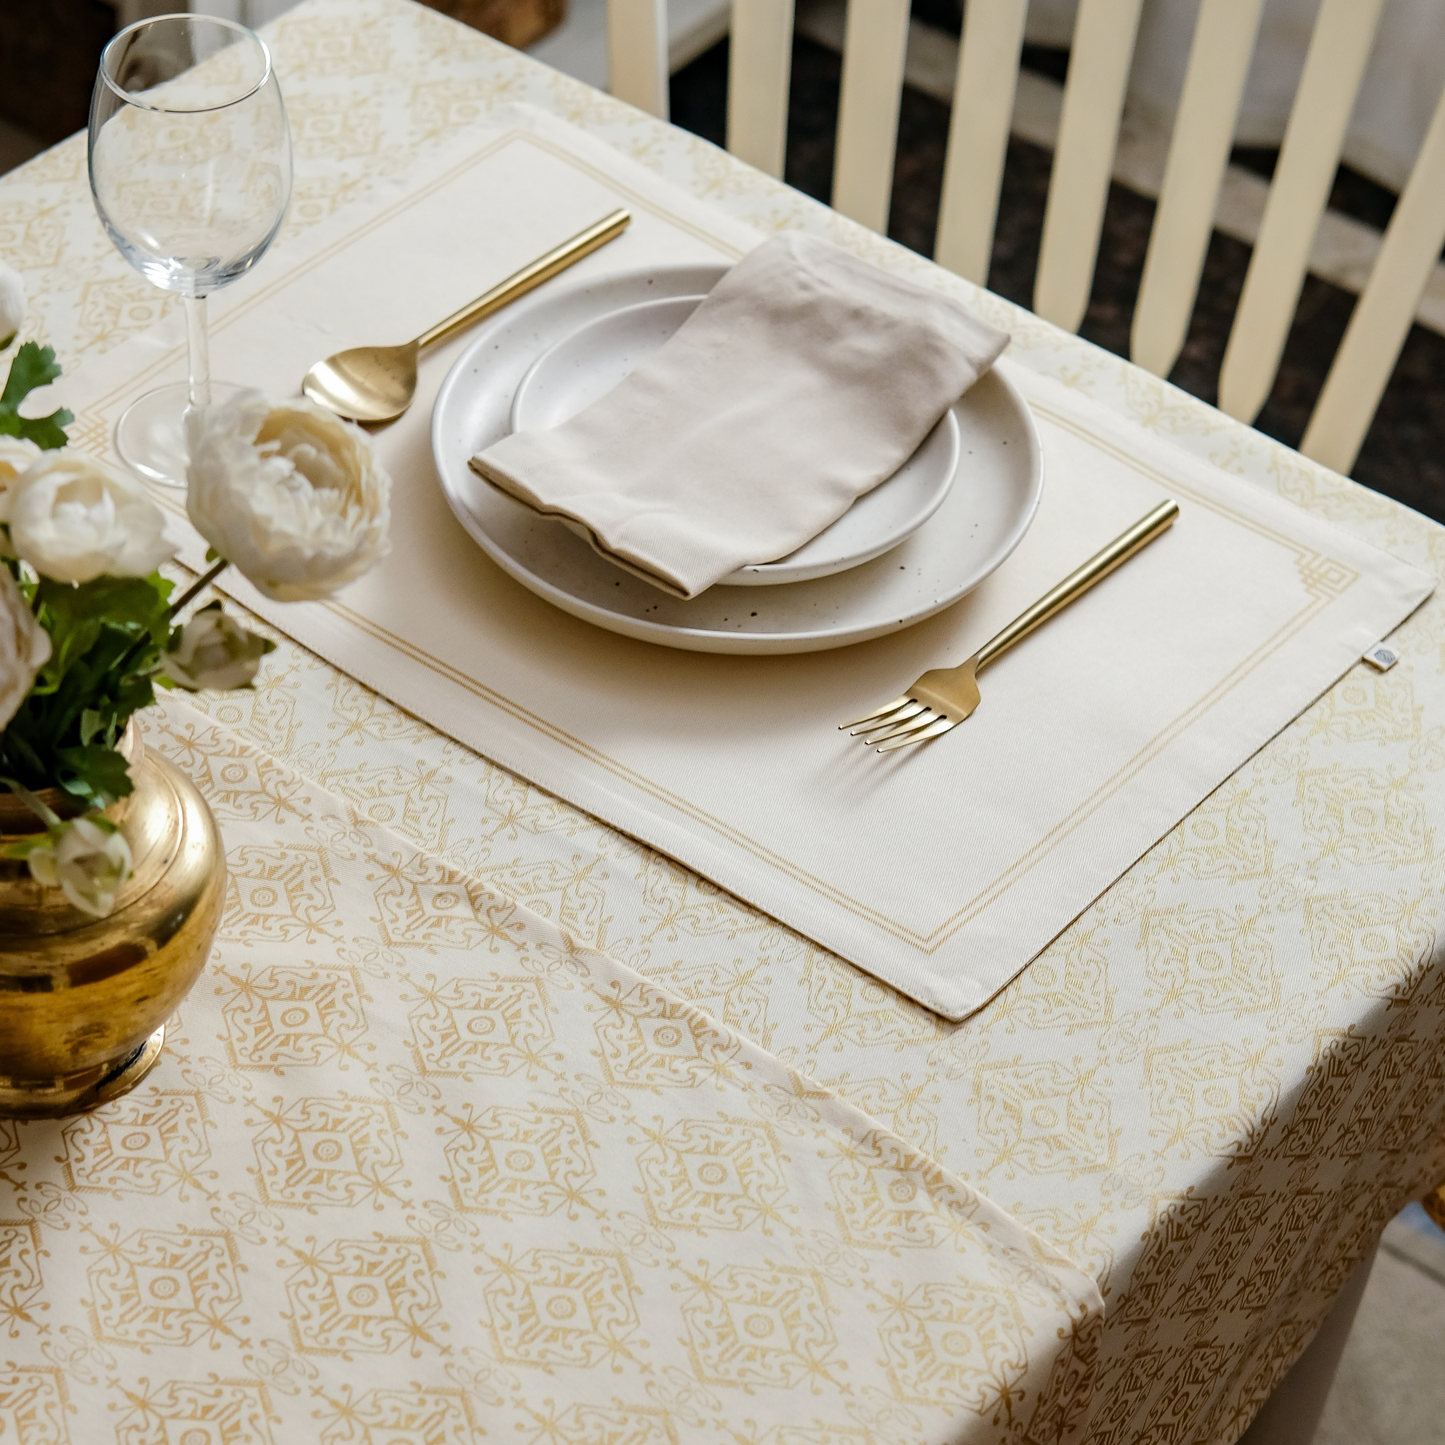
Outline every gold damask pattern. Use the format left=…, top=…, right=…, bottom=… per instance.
left=0, top=715, right=1099, bottom=1443
left=4, top=1, right=1444, bottom=1440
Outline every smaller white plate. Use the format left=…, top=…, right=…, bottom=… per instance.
left=508, top=294, right=960, bottom=587
left=432, top=263, right=1044, bottom=655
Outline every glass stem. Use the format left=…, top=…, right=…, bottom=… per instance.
left=184, top=293, right=211, bottom=412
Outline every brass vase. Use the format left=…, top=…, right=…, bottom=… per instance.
left=0, top=726, right=226, bottom=1118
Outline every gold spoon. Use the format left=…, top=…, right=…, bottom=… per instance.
left=301, top=208, right=631, bottom=424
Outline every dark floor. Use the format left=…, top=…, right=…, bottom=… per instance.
left=0, top=0, right=115, bottom=145
left=670, top=34, right=1445, bottom=524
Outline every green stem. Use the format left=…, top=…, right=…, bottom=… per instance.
left=110, top=557, right=230, bottom=682
left=0, top=777, right=61, bottom=829
left=167, top=557, right=230, bottom=619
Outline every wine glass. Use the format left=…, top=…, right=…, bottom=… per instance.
left=89, top=14, right=292, bottom=488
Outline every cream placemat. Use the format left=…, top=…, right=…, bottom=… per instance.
left=56, top=107, right=1436, bottom=1021
left=0, top=696, right=1101, bottom=1443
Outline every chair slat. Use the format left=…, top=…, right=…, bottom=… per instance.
left=934, top=0, right=1030, bottom=283
left=1033, top=0, right=1145, bottom=333
left=1218, top=0, right=1386, bottom=425
left=831, top=0, right=911, bottom=233
left=608, top=0, right=670, bottom=121
left=728, top=0, right=795, bottom=180
left=1131, top=0, right=1268, bottom=377
left=1301, top=80, right=1445, bottom=474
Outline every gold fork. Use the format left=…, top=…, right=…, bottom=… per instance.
left=842, top=499, right=1179, bottom=752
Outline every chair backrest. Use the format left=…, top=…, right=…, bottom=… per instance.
left=606, top=0, right=1445, bottom=479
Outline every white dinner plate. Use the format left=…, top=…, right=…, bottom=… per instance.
left=432, top=263, right=1044, bottom=655
left=509, top=291, right=961, bottom=586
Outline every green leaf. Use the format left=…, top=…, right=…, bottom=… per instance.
left=0, top=342, right=71, bottom=451
left=41, top=574, right=173, bottom=635
left=34, top=575, right=172, bottom=687
left=53, top=745, right=134, bottom=808
left=0, top=567, right=178, bottom=795
left=0, top=341, right=60, bottom=408
left=0, top=407, right=73, bottom=451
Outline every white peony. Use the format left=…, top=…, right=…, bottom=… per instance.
left=0, top=566, right=50, bottom=730
left=7, top=449, right=176, bottom=583
left=0, top=435, right=42, bottom=525
left=0, top=262, right=23, bottom=350
left=161, top=605, right=273, bottom=692
left=186, top=390, right=391, bottom=603
left=26, top=815, right=133, bottom=918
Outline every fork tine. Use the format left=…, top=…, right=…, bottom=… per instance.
left=839, top=695, right=912, bottom=731
left=849, top=699, right=925, bottom=737
left=864, top=709, right=939, bottom=745
left=877, top=715, right=959, bottom=753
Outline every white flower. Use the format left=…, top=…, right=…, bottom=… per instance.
left=0, top=566, right=50, bottom=730
left=0, top=435, right=41, bottom=525
left=187, top=390, right=391, bottom=603
left=161, top=605, right=273, bottom=691
left=26, top=815, right=133, bottom=918
left=0, top=262, right=23, bottom=350
left=8, top=449, right=176, bottom=583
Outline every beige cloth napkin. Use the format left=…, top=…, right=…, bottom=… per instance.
left=470, top=232, right=1010, bottom=597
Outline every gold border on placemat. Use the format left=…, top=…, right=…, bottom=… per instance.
left=308, top=417, right=1356, bottom=954
left=77, top=130, right=747, bottom=416
left=109, top=131, right=1363, bottom=957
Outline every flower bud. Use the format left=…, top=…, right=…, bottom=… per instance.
left=26, top=815, right=133, bottom=918
left=0, top=262, right=24, bottom=350
left=187, top=389, right=391, bottom=602
left=0, top=436, right=41, bottom=524
left=0, top=566, right=49, bottom=731
left=161, top=605, right=274, bottom=692
left=8, top=449, right=175, bottom=583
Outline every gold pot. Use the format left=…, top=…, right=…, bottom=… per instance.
left=0, top=726, right=226, bottom=1118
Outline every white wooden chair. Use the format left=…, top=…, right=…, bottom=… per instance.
left=606, top=0, right=1445, bottom=479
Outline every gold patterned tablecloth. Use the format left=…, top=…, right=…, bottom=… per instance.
left=0, top=704, right=1102, bottom=1443
left=51, top=104, right=1434, bottom=1028
left=3, top=1, right=1445, bottom=1441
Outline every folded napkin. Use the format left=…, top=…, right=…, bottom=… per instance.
left=471, top=232, right=1009, bottom=598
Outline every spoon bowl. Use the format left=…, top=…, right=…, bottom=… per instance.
left=303, top=341, right=420, bottom=425
left=299, top=208, right=630, bottom=424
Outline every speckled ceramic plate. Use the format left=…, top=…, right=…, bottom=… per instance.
left=509, top=291, right=961, bottom=586
left=432, top=263, right=1043, bottom=654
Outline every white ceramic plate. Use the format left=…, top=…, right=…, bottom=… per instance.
left=509, top=292, right=960, bottom=586
left=432, top=263, right=1044, bottom=655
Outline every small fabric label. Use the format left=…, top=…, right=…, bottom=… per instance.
left=1363, top=644, right=1399, bottom=672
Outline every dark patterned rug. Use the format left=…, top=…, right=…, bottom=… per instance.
left=671, top=34, right=1445, bottom=524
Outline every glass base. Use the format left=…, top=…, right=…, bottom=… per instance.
left=114, top=380, right=242, bottom=489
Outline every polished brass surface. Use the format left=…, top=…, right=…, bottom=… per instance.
left=0, top=729, right=227, bottom=1117
left=1425, top=1183, right=1445, bottom=1232
left=842, top=499, right=1180, bottom=752
left=300, top=207, right=632, bottom=423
